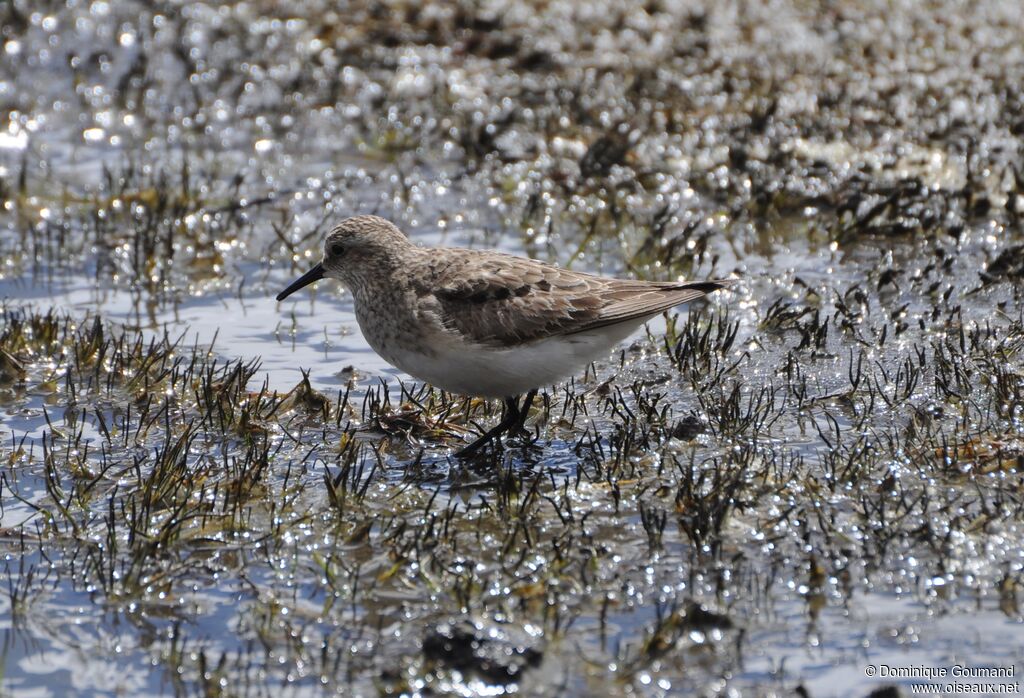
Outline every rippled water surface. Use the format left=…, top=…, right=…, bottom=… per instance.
left=2, top=1, right=1023, bottom=696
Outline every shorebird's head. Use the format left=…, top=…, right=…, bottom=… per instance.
left=276, top=215, right=411, bottom=301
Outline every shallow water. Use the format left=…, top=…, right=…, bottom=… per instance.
left=2, top=1, right=1024, bottom=696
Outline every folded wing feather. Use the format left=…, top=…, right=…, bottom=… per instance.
left=413, top=250, right=731, bottom=348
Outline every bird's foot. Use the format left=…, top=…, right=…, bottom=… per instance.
left=454, top=432, right=502, bottom=458
left=453, top=391, right=539, bottom=459
left=454, top=415, right=515, bottom=458
left=453, top=427, right=538, bottom=459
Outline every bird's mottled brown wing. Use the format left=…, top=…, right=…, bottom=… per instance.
left=412, top=250, right=730, bottom=347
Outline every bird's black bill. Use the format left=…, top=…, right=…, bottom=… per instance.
left=276, top=262, right=325, bottom=301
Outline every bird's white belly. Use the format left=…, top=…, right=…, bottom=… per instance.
left=382, top=320, right=646, bottom=398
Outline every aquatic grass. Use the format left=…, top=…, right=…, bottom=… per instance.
left=2, top=0, right=1024, bottom=693
left=4, top=155, right=274, bottom=304
left=3, top=294, right=1020, bottom=692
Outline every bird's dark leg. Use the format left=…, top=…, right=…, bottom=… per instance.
left=510, top=389, right=538, bottom=435
left=455, top=396, right=521, bottom=458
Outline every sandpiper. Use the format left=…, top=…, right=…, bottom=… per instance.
left=277, top=215, right=732, bottom=456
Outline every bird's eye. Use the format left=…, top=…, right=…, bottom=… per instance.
left=330, top=243, right=345, bottom=257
